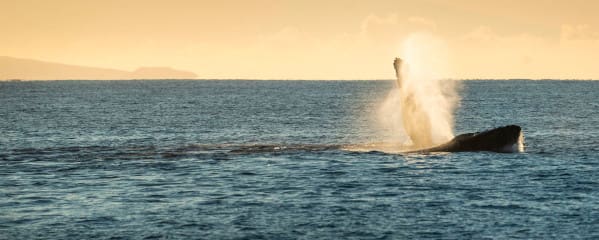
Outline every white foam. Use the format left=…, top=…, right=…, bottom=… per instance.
left=500, top=131, right=525, bottom=153
left=517, top=131, right=525, bottom=152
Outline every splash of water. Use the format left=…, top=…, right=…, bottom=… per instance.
left=378, top=33, right=459, bottom=149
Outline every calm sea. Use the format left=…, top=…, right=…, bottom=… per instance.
left=1, top=80, right=598, bottom=239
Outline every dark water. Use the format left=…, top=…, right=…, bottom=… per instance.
left=1, top=80, right=598, bottom=239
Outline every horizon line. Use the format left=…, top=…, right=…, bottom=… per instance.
left=2, top=78, right=598, bottom=82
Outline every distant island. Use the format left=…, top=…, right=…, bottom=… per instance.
left=0, top=56, right=197, bottom=80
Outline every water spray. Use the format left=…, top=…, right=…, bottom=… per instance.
left=379, top=32, right=459, bottom=148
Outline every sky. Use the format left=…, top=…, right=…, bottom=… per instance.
left=1, top=0, right=599, bottom=79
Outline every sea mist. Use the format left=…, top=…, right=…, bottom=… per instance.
left=379, top=33, right=459, bottom=149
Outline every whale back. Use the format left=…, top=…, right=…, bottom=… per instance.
left=416, top=125, right=523, bottom=153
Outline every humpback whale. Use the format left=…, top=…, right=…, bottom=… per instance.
left=392, top=57, right=524, bottom=153
left=412, top=125, right=524, bottom=153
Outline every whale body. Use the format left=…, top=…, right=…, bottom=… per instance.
left=391, top=57, right=523, bottom=153
left=412, top=125, right=524, bottom=153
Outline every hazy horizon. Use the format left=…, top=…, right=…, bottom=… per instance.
left=0, top=56, right=197, bottom=80
left=2, top=0, right=599, bottom=80
left=0, top=56, right=599, bottom=81
left=3, top=55, right=598, bottom=81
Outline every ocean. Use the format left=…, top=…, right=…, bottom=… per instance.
left=1, top=80, right=598, bottom=239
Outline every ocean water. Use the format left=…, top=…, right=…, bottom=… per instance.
left=1, top=80, right=598, bottom=239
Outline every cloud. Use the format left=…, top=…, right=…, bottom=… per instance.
left=359, top=14, right=437, bottom=44
left=561, top=24, right=599, bottom=41
left=453, top=25, right=599, bottom=79
left=407, top=17, right=437, bottom=30
left=360, top=14, right=399, bottom=34
left=184, top=17, right=599, bottom=79
left=454, top=26, right=554, bottom=78
left=359, top=14, right=401, bottom=44
left=257, top=26, right=304, bottom=45
left=461, top=26, right=497, bottom=42
left=223, top=15, right=441, bottom=79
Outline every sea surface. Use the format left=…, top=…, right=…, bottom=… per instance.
left=1, top=80, right=598, bottom=239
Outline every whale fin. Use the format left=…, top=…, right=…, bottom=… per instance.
left=393, top=57, right=402, bottom=88
left=393, top=57, right=434, bottom=148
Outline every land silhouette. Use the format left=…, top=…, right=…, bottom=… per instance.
left=0, top=56, right=197, bottom=80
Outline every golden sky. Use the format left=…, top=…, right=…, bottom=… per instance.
left=2, top=0, right=599, bottom=79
